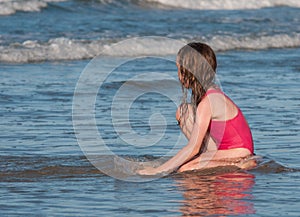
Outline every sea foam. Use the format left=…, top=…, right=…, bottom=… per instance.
left=146, top=0, right=300, bottom=10
left=0, top=0, right=67, bottom=15
left=1, top=34, right=300, bottom=63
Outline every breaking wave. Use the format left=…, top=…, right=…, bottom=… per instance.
left=2, top=0, right=300, bottom=16
left=145, top=0, right=300, bottom=10
left=0, top=0, right=67, bottom=16
left=1, top=34, right=300, bottom=63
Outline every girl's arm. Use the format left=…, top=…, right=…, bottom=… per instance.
left=138, top=97, right=212, bottom=175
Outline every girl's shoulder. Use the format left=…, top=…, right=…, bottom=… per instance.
left=201, top=88, right=237, bottom=120
left=204, top=88, right=224, bottom=96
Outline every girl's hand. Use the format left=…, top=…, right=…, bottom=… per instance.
left=137, top=166, right=160, bottom=176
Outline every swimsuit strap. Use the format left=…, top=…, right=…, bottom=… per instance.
left=204, top=88, right=238, bottom=110
left=204, top=88, right=224, bottom=96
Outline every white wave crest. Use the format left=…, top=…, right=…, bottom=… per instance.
left=146, top=0, right=300, bottom=10
left=208, top=34, right=300, bottom=51
left=0, top=37, right=182, bottom=63
left=0, top=38, right=103, bottom=62
left=0, top=34, right=300, bottom=63
left=0, top=0, right=67, bottom=16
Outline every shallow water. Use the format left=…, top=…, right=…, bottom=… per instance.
left=1, top=48, right=300, bottom=216
left=1, top=1, right=300, bottom=216
left=0, top=154, right=299, bottom=216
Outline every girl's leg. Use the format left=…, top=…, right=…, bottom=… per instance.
left=176, top=103, right=218, bottom=152
left=177, top=148, right=255, bottom=172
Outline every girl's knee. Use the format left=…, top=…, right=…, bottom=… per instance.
left=176, top=103, right=195, bottom=139
left=177, top=103, right=194, bottom=122
left=177, top=158, right=199, bottom=173
left=178, top=163, right=189, bottom=173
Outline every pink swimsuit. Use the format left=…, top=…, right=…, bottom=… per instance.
left=205, top=89, right=254, bottom=154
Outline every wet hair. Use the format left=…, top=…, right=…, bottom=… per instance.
left=177, top=42, right=217, bottom=108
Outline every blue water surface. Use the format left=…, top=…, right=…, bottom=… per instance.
left=0, top=0, right=300, bottom=216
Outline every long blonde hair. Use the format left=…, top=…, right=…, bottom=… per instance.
left=177, top=42, right=217, bottom=113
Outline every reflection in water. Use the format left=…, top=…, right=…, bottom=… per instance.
left=175, top=171, right=255, bottom=216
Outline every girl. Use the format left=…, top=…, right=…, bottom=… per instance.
left=138, top=42, right=255, bottom=176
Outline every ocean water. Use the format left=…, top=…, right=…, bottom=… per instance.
left=1, top=0, right=300, bottom=216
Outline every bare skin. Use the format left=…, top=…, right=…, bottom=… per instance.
left=138, top=88, right=255, bottom=176
left=175, top=102, right=255, bottom=172
left=138, top=57, right=255, bottom=176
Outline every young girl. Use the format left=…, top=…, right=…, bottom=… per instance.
left=138, top=42, right=255, bottom=176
